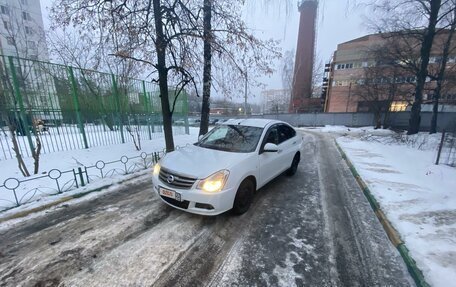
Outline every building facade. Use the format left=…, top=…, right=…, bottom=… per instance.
left=262, top=89, right=291, bottom=114
left=0, top=0, right=55, bottom=126
left=0, top=0, right=47, bottom=59
left=325, top=32, right=456, bottom=112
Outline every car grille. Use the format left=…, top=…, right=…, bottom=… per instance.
left=160, top=196, right=190, bottom=209
left=159, top=168, right=197, bottom=189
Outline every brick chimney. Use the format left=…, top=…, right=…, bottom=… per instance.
left=290, top=0, right=320, bottom=113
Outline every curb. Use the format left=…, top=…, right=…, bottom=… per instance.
left=335, top=140, right=430, bottom=287
left=0, top=172, right=146, bottom=224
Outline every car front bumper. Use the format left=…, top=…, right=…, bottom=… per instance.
left=151, top=174, right=236, bottom=216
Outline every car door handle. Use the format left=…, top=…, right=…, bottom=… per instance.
left=292, top=141, right=297, bottom=145
left=277, top=149, right=283, bottom=154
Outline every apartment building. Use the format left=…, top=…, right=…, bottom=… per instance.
left=0, top=0, right=47, bottom=59
left=262, top=89, right=291, bottom=114
left=325, top=32, right=456, bottom=112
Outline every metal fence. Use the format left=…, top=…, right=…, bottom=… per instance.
left=236, top=112, right=456, bottom=131
left=0, top=149, right=166, bottom=211
left=0, top=55, right=188, bottom=161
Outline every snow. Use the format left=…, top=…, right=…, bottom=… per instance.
left=62, top=211, right=207, bottom=286
left=0, top=171, right=151, bottom=231
left=0, top=128, right=199, bottom=212
left=298, top=125, right=396, bottom=136
left=0, top=124, right=185, bottom=160
left=335, top=129, right=456, bottom=287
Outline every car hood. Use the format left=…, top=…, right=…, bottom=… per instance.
left=160, top=144, right=250, bottom=179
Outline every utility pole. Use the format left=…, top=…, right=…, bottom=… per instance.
left=244, top=71, right=248, bottom=116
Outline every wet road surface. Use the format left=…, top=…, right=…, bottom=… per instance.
left=0, top=132, right=413, bottom=286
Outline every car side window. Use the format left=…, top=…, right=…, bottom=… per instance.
left=278, top=124, right=296, bottom=144
left=264, top=126, right=279, bottom=145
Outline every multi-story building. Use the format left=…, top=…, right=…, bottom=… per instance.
left=325, top=32, right=456, bottom=112
left=0, top=0, right=57, bottom=127
left=0, top=0, right=47, bottom=59
left=261, top=89, right=291, bottom=114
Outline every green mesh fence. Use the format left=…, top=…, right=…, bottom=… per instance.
left=0, top=55, right=188, bottom=160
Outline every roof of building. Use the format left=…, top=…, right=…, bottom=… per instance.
left=340, top=29, right=454, bottom=46
left=340, top=35, right=373, bottom=45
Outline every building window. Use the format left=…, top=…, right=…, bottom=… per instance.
left=3, top=21, right=8, bottom=29
left=25, top=26, right=33, bottom=35
left=395, top=76, right=405, bottom=84
left=1, top=5, right=9, bottom=15
left=336, top=63, right=356, bottom=70
left=27, top=40, right=36, bottom=49
left=390, top=101, right=407, bottom=112
left=6, top=37, right=14, bottom=46
left=22, top=11, right=31, bottom=21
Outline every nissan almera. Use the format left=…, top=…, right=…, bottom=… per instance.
left=151, top=118, right=302, bottom=215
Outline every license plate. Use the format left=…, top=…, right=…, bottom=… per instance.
left=159, top=187, right=181, bottom=201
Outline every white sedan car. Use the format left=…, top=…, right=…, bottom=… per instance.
left=151, top=118, right=302, bottom=215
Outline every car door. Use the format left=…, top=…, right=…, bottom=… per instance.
left=277, top=124, right=298, bottom=169
left=258, top=125, right=283, bottom=187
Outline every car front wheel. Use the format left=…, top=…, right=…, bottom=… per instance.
left=232, top=179, right=254, bottom=215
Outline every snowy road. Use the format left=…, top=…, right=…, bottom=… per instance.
left=0, top=132, right=413, bottom=287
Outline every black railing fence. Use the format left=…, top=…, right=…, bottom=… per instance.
left=0, top=146, right=188, bottom=211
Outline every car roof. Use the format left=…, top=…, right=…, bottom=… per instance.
left=220, top=118, right=284, bottom=128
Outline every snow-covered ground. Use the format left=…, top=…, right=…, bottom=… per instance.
left=0, top=124, right=187, bottom=160
left=0, top=128, right=199, bottom=212
left=310, top=126, right=456, bottom=287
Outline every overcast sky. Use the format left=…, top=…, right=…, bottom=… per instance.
left=243, top=0, right=369, bottom=103
left=40, top=0, right=369, bottom=103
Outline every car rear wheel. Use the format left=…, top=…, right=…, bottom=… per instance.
left=286, top=153, right=300, bottom=176
left=232, top=179, right=254, bottom=215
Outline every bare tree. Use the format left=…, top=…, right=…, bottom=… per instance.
left=428, top=6, right=456, bottom=133
left=51, top=0, right=205, bottom=152
left=311, top=56, right=324, bottom=98
left=352, top=61, right=407, bottom=129
left=198, top=0, right=281, bottom=135
left=282, top=50, right=294, bottom=99
left=199, top=0, right=212, bottom=136
left=47, top=28, right=144, bottom=142
left=369, top=0, right=455, bottom=134
left=0, top=1, right=46, bottom=176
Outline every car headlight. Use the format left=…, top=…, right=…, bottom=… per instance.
left=197, top=170, right=230, bottom=192
left=153, top=163, right=161, bottom=176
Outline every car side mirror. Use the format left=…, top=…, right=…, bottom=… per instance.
left=263, top=143, right=279, bottom=152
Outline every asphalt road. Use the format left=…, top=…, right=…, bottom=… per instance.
left=0, top=132, right=413, bottom=287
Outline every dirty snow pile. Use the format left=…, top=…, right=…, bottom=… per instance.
left=336, top=128, right=456, bottom=287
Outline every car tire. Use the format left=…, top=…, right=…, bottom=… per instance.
left=286, top=153, right=300, bottom=176
left=232, top=179, right=255, bottom=215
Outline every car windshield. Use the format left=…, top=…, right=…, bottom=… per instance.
left=195, top=125, right=264, bottom=153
